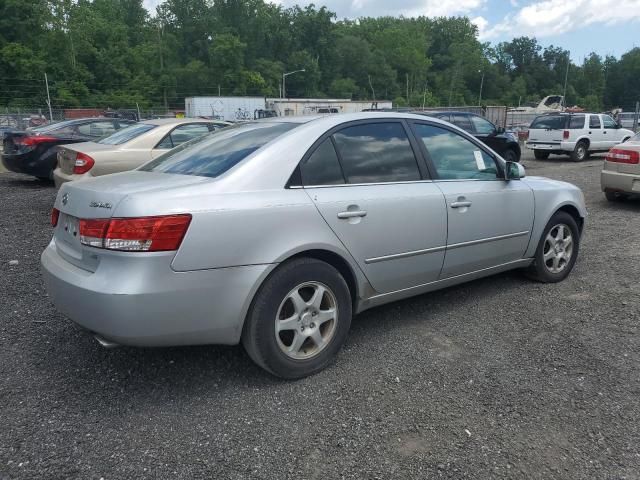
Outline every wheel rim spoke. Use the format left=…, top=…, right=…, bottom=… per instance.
left=275, top=281, right=338, bottom=360
left=542, top=223, right=574, bottom=274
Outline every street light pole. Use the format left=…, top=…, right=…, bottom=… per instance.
left=282, top=69, right=306, bottom=99
left=478, top=70, right=485, bottom=106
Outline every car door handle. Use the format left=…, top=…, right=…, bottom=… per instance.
left=337, top=210, right=367, bottom=219
left=450, top=201, right=472, bottom=208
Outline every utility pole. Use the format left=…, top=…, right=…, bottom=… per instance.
left=478, top=70, right=485, bottom=106
left=368, top=75, right=376, bottom=102
left=44, top=73, right=53, bottom=122
left=406, top=73, right=409, bottom=105
left=282, top=69, right=305, bottom=99
left=562, top=51, right=570, bottom=111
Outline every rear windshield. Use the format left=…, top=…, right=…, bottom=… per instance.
left=98, top=123, right=155, bottom=145
left=530, top=115, right=585, bottom=130
left=139, top=122, right=298, bottom=178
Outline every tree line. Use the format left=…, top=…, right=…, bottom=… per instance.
left=1, top=0, right=639, bottom=111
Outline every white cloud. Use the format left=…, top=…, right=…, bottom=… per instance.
left=479, top=0, right=640, bottom=40
left=269, top=0, right=486, bottom=18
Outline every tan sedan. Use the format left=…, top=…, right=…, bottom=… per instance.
left=601, top=132, right=640, bottom=201
left=54, top=118, right=229, bottom=187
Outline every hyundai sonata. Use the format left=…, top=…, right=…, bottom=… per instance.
left=42, top=113, right=586, bottom=378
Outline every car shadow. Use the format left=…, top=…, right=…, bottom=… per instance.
left=34, top=269, right=530, bottom=412
left=4, top=176, right=54, bottom=189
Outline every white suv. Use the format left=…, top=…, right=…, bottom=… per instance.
left=526, top=113, right=635, bottom=161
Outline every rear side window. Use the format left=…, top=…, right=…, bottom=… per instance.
left=332, top=122, right=421, bottom=184
left=530, top=115, right=566, bottom=130
left=98, top=123, right=157, bottom=145
left=300, top=139, right=344, bottom=186
left=589, top=115, right=601, bottom=129
left=140, top=122, right=298, bottom=178
left=568, top=115, right=585, bottom=129
left=450, top=113, right=473, bottom=132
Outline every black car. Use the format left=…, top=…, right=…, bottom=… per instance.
left=413, top=111, right=521, bottom=162
left=1, top=118, right=136, bottom=180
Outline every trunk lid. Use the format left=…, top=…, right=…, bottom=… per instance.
left=57, top=141, right=110, bottom=174
left=53, top=171, right=211, bottom=271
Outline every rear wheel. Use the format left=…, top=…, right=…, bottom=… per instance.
left=526, top=211, right=580, bottom=283
left=570, top=141, right=589, bottom=162
left=533, top=150, right=550, bottom=160
left=242, top=257, right=352, bottom=379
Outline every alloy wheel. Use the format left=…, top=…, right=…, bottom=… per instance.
left=542, top=223, right=574, bottom=274
left=274, top=282, right=338, bottom=360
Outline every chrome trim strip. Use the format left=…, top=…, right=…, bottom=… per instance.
left=367, top=258, right=532, bottom=301
left=365, top=245, right=446, bottom=264
left=447, top=231, right=530, bottom=250
left=364, top=231, right=529, bottom=265
left=293, top=179, right=435, bottom=189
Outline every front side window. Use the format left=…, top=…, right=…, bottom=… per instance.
left=413, top=123, right=499, bottom=180
left=589, top=115, right=602, bottom=129
left=602, top=115, right=617, bottom=129
left=98, top=123, right=157, bottom=145
left=300, top=139, right=345, bottom=186
left=332, top=122, right=421, bottom=184
left=140, top=122, right=298, bottom=178
left=470, top=115, right=496, bottom=135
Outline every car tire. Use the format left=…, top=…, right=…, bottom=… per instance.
left=503, top=148, right=519, bottom=163
left=605, top=190, right=628, bottom=202
left=570, top=141, right=589, bottom=162
left=242, top=257, right=352, bottom=379
left=533, top=150, right=550, bottom=160
left=526, top=211, right=580, bottom=283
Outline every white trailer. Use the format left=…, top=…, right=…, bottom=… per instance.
left=185, top=96, right=266, bottom=122
left=266, top=98, right=392, bottom=116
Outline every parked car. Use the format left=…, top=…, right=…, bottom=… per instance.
left=615, top=112, right=639, bottom=130
left=42, top=113, right=586, bottom=379
left=601, top=131, right=640, bottom=201
left=526, top=113, right=635, bottom=161
left=2, top=118, right=136, bottom=180
left=413, top=111, right=521, bottom=162
left=53, top=118, right=230, bottom=187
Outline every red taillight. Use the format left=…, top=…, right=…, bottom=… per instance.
left=17, top=135, right=57, bottom=147
left=563, top=130, right=570, bottom=140
left=51, top=208, right=60, bottom=227
left=79, top=215, right=191, bottom=252
left=605, top=148, right=640, bottom=164
left=73, top=152, right=95, bottom=174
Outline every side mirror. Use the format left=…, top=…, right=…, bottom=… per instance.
left=505, top=161, right=525, bottom=180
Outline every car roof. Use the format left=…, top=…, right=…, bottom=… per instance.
left=140, top=118, right=224, bottom=126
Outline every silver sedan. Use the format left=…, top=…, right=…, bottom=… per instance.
left=41, top=113, right=587, bottom=378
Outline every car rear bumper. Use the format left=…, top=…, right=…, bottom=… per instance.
left=2, top=151, right=53, bottom=178
left=53, top=167, right=88, bottom=188
left=601, top=169, right=640, bottom=194
left=41, top=239, right=274, bottom=347
left=525, top=141, right=575, bottom=151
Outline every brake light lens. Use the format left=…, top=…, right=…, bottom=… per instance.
left=79, top=215, right=192, bottom=252
left=51, top=208, right=60, bottom=227
left=17, top=135, right=57, bottom=147
left=605, top=148, right=639, bottom=164
left=73, top=152, right=95, bottom=174
left=563, top=130, right=570, bottom=140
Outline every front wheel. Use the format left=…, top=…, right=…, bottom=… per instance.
left=242, top=257, right=352, bottom=379
left=526, top=211, right=580, bottom=283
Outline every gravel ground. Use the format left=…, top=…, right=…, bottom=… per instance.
left=1, top=151, right=639, bottom=479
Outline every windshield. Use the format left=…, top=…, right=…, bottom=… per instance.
left=98, top=123, right=156, bottom=145
left=140, top=122, right=299, bottom=178
left=629, top=132, right=640, bottom=143
left=530, top=115, right=567, bottom=130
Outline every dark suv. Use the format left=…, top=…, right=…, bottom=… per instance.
left=413, top=111, right=521, bottom=162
